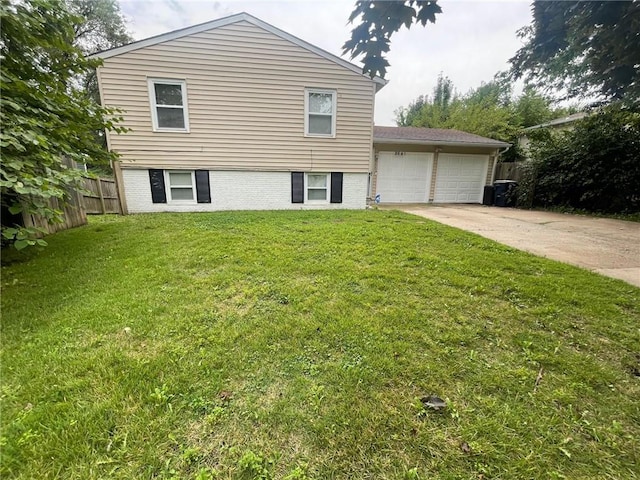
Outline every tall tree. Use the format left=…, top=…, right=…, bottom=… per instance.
left=395, top=74, right=566, bottom=150
left=512, top=87, right=556, bottom=128
left=510, top=1, right=640, bottom=104
left=67, top=0, right=133, bottom=102
left=68, top=0, right=131, bottom=54
left=432, top=72, right=454, bottom=114
left=396, top=73, right=455, bottom=127
left=396, top=77, right=516, bottom=141
left=0, top=0, right=126, bottom=249
left=343, top=0, right=442, bottom=78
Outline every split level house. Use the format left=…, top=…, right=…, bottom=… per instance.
left=91, top=13, right=509, bottom=213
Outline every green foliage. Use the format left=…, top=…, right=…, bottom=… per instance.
left=68, top=0, right=131, bottom=55
left=238, top=450, right=273, bottom=479
left=513, top=87, right=558, bottom=128
left=0, top=0, right=125, bottom=248
left=68, top=0, right=132, bottom=103
left=396, top=73, right=455, bottom=127
left=396, top=76, right=549, bottom=140
left=395, top=74, right=576, bottom=161
left=343, top=0, right=442, bottom=78
left=510, top=1, right=640, bottom=104
left=446, top=81, right=517, bottom=142
left=521, top=105, right=640, bottom=213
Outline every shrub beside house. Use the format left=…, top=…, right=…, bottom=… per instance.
left=515, top=107, right=640, bottom=213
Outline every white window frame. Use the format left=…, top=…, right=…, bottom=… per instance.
left=148, top=78, right=190, bottom=133
left=305, top=173, right=330, bottom=203
left=165, top=170, right=196, bottom=204
left=304, top=88, right=337, bottom=138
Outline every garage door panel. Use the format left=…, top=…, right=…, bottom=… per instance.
left=434, top=154, right=489, bottom=204
left=376, top=152, right=433, bottom=203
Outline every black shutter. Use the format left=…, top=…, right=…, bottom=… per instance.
left=291, top=172, right=304, bottom=203
left=149, top=169, right=166, bottom=203
left=330, top=172, right=343, bottom=204
left=195, top=170, right=211, bottom=203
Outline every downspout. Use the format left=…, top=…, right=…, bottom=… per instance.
left=491, top=146, right=511, bottom=183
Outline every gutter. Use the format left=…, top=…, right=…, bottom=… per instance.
left=491, top=145, right=512, bottom=183
left=373, top=138, right=511, bottom=149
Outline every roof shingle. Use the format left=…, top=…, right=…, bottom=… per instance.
left=373, top=126, right=510, bottom=147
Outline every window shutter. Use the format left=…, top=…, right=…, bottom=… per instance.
left=195, top=170, right=211, bottom=203
left=291, top=172, right=304, bottom=203
left=330, top=172, right=343, bottom=203
left=149, top=169, right=167, bottom=203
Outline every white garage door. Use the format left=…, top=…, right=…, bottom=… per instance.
left=376, top=152, right=433, bottom=203
left=434, top=153, right=489, bottom=203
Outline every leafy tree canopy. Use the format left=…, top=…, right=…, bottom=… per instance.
left=0, top=0, right=126, bottom=249
left=343, top=0, right=442, bottom=78
left=395, top=74, right=576, bottom=162
left=67, top=0, right=133, bottom=103
left=510, top=1, right=640, bottom=104
left=396, top=73, right=454, bottom=127
left=68, top=0, right=132, bottom=55
left=395, top=74, right=567, bottom=142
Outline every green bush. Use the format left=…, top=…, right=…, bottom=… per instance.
left=522, top=106, right=640, bottom=213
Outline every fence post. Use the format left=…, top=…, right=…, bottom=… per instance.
left=96, top=178, right=106, bottom=214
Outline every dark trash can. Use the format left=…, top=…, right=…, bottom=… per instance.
left=482, top=185, right=495, bottom=206
left=493, top=180, right=518, bottom=207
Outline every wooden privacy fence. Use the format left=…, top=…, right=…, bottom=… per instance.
left=22, top=188, right=88, bottom=235
left=81, top=177, right=120, bottom=214
left=20, top=175, right=120, bottom=236
left=15, top=155, right=120, bottom=237
left=495, top=162, right=525, bottom=182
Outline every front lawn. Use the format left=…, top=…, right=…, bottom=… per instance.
left=1, top=210, right=638, bottom=479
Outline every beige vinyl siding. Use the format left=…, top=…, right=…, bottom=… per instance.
left=99, top=21, right=375, bottom=173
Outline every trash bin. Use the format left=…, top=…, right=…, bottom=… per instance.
left=493, top=180, right=518, bottom=207
left=482, top=185, right=495, bottom=206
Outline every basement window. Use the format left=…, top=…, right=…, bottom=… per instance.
left=306, top=173, right=329, bottom=202
left=166, top=170, right=195, bottom=202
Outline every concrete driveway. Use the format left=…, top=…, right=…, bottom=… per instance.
left=391, top=204, right=640, bottom=287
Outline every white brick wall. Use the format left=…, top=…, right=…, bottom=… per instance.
left=122, top=169, right=368, bottom=213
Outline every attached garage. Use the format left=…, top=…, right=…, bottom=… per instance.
left=376, top=152, right=433, bottom=203
left=372, top=127, right=510, bottom=204
left=434, top=153, right=489, bottom=203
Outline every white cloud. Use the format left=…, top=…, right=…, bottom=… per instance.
left=119, top=0, right=532, bottom=125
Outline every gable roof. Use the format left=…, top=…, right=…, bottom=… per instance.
left=88, top=12, right=387, bottom=90
left=373, top=126, right=510, bottom=148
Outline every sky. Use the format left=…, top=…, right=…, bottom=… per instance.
left=119, top=0, right=534, bottom=126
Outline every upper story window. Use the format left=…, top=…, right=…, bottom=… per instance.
left=305, top=88, right=336, bottom=138
left=148, top=78, right=190, bottom=132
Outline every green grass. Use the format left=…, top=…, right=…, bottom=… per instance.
left=1, top=210, right=639, bottom=479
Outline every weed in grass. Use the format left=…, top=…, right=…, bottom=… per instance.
left=404, top=467, right=421, bottom=480
left=237, top=449, right=274, bottom=480
left=194, top=468, right=218, bottom=480
left=283, top=463, right=310, bottom=480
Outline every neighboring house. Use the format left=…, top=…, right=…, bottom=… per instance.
left=91, top=13, right=508, bottom=212
left=518, top=112, right=587, bottom=159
